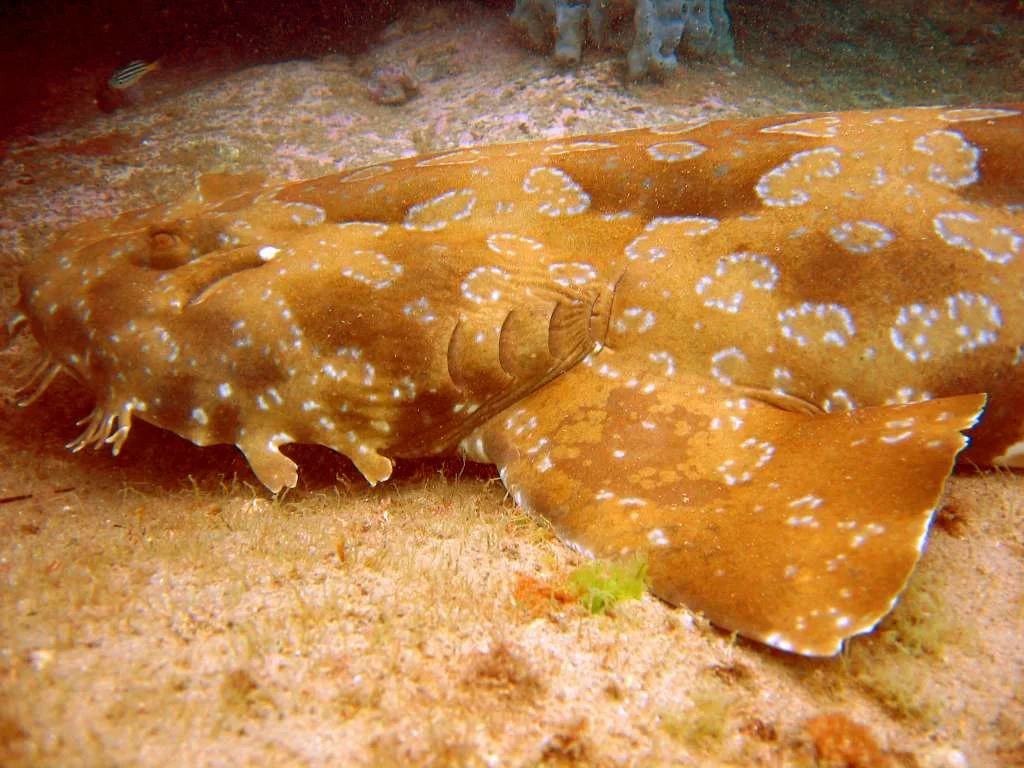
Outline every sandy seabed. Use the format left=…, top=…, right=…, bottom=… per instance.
left=1, top=2, right=1022, bottom=765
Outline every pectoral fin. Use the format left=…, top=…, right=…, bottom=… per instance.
left=466, top=349, right=985, bottom=656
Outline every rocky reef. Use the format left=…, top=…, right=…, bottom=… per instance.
left=510, top=0, right=735, bottom=79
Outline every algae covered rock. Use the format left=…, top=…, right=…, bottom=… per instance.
left=510, top=0, right=735, bottom=79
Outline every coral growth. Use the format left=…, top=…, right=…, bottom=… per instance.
left=510, top=0, right=735, bottom=79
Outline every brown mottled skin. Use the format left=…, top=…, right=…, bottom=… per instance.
left=8, top=105, right=1023, bottom=655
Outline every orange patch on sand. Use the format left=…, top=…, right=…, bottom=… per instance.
left=512, top=573, right=574, bottom=618
left=802, top=713, right=889, bottom=768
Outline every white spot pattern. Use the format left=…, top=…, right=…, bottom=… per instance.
left=541, top=140, right=617, bottom=156
left=336, top=221, right=389, bottom=237
left=486, top=233, right=544, bottom=258
left=756, top=148, right=842, bottom=207
left=890, top=292, right=1001, bottom=361
left=938, top=107, right=1021, bottom=122
left=648, top=118, right=710, bottom=135
left=613, top=307, right=656, bottom=335
left=695, top=252, right=779, bottom=314
left=339, top=164, right=392, bottom=183
left=280, top=202, right=326, bottom=227
left=415, top=149, right=485, bottom=167
left=823, top=389, right=856, bottom=413
left=402, top=297, right=437, bottom=324
left=460, top=266, right=511, bottom=305
left=710, top=347, right=746, bottom=386
left=947, top=291, right=1002, bottom=352
left=549, top=262, right=598, bottom=287
left=403, top=189, right=476, bottom=231
left=889, top=304, right=940, bottom=362
left=760, top=115, right=841, bottom=138
left=648, top=351, right=677, bottom=377
left=912, top=130, right=980, bottom=189
left=645, top=140, right=708, bottom=162
left=522, top=167, right=590, bottom=217
left=340, top=251, right=404, bottom=290
left=829, top=221, right=895, bottom=253
left=717, top=438, right=775, bottom=486
left=779, top=303, right=855, bottom=347
left=626, top=216, right=719, bottom=263
left=647, top=528, right=670, bottom=547
left=933, top=212, right=1020, bottom=264
left=885, top=387, right=933, bottom=405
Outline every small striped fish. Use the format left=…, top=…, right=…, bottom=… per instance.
left=108, top=60, right=159, bottom=90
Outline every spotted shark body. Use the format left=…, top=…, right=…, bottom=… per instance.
left=8, top=105, right=1023, bottom=655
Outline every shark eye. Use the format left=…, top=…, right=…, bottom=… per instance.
left=150, top=231, right=178, bottom=250
left=144, top=228, right=193, bottom=269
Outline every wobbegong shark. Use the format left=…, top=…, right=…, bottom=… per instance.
left=7, top=105, right=1023, bottom=655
